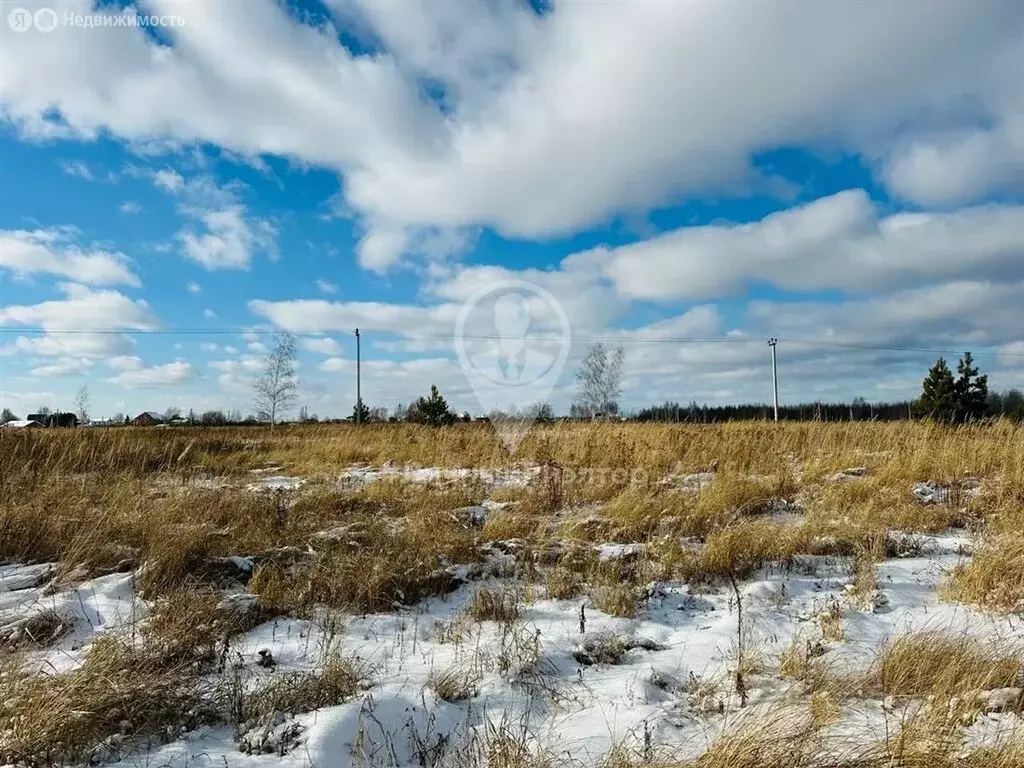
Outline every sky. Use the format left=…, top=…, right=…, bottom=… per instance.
left=1, top=0, right=1024, bottom=420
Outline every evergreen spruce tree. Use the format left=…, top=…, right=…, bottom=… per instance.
left=409, top=385, right=454, bottom=426
left=914, top=357, right=957, bottom=420
left=352, top=400, right=370, bottom=423
left=954, top=351, right=988, bottom=421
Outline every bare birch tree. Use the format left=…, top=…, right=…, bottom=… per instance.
left=254, top=332, right=298, bottom=429
left=74, top=385, right=90, bottom=424
left=573, top=342, right=624, bottom=418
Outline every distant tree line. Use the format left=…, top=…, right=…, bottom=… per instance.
left=8, top=346, right=1024, bottom=429
left=631, top=353, right=1023, bottom=424
left=632, top=399, right=916, bottom=423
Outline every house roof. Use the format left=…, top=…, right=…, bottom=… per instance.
left=3, top=420, right=42, bottom=428
left=138, top=411, right=165, bottom=420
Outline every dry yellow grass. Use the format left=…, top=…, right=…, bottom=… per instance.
left=4, top=419, right=1022, bottom=478
left=663, top=518, right=807, bottom=583
left=944, top=535, right=1024, bottom=612
left=0, top=637, right=214, bottom=765
left=468, top=587, right=522, bottom=623
left=5, top=420, right=1019, bottom=612
left=5, top=420, right=1024, bottom=765
left=866, top=630, right=1023, bottom=700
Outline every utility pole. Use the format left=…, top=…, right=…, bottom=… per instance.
left=355, top=328, right=362, bottom=425
left=768, top=338, right=779, bottom=422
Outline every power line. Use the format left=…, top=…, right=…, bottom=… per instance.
left=1, top=326, right=1022, bottom=358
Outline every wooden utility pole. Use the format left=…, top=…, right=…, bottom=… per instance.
left=355, top=328, right=362, bottom=425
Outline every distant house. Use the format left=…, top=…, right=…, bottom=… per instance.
left=2, top=419, right=42, bottom=429
left=84, top=419, right=119, bottom=428
left=27, top=412, right=78, bottom=428
left=132, top=411, right=166, bottom=427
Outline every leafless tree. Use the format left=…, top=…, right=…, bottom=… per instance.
left=74, top=386, right=90, bottom=424
left=254, top=332, right=298, bottom=429
left=573, top=342, right=624, bottom=419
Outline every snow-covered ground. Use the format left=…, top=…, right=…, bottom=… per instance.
left=0, top=565, right=144, bottom=675
left=337, top=462, right=544, bottom=489
left=2, top=465, right=1018, bottom=767
left=2, top=530, right=1009, bottom=766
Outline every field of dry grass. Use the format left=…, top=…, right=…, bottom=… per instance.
left=3, top=420, right=1024, bottom=767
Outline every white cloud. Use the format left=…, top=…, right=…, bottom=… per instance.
left=0, top=283, right=158, bottom=331
left=602, top=190, right=1024, bottom=300
left=5, top=0, right=1021, bottom=268
left=319, top=357, right=349, bottom=372
left=316, top=279, right=339, bottom=294
left=883, top=135, right=1024, bottom=206
left=7, top=333, right=134, bottom=359
left=108, top=355, right=144, bottom=370
left=210, top=355, right=263, bottom=393
left=201, top=342, right=219, bottom=352
left=61, top=160, right=114, bottom=182
left=204, top=308, right=218, bottom=319
left=622, top=306, right=722, bottom=341
left=249, top=297, right=459, bottom=335
left=879, top=47, right=1024, bottom=206
left=0, top=229, right=140, bottom=286
left=301, top=336, right=343, bottom=355
left=186, top=281, right=202, bottom=294
left=0, top=284, right=157, bottom=360
left=29, top=357, right=93, bottom=377
left=62, top=160, right=94, bottom=180
left=108, top=360, right=194, bottom=388
left=154, top=169, right=185, bottom=193
left=119, top=201, right=142, bottom=215
left=0, top=390, right=57, bottom=414
left=745, top=281, right=1024, bottom=348
left=211, top=356, right=263, bottom=374
left=999, top=341, right=1024, bottom=366
left=152, top=173, right=277, bottom=270
left=179, top=205, right=277, bottom=270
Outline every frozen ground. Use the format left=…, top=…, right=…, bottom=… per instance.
left=0, top=539, right=1007, bottom=765
left=0, top=466, right=1016, bottom=767
left=337, top=462, right=544, bottom=489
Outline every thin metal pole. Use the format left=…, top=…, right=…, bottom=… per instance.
left=355, top=328, right=362, bottom=425
left=768, top=338, right=779, bottom=422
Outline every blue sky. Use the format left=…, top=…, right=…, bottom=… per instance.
left=2, top=0, right=1024, bottom=419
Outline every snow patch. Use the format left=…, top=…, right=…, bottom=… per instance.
left=247, top=475, right=304, bottom=492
